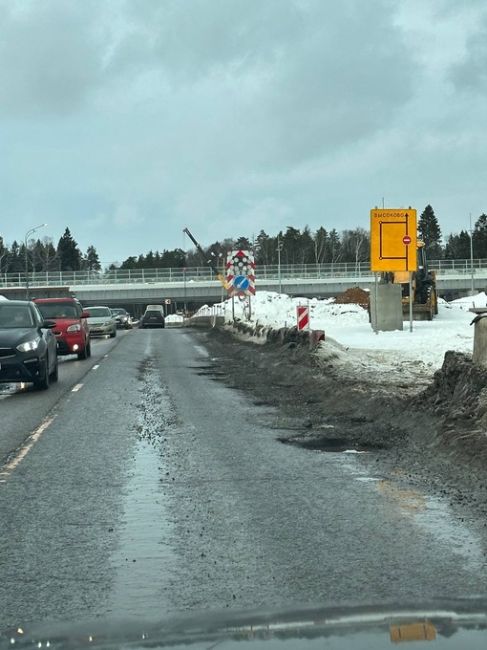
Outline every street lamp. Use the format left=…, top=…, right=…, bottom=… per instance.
left=469, top=213, right=475, bottom=296
left=276, top=234, right=283, bottom=293
left=24, top=223, right=47, bottom=299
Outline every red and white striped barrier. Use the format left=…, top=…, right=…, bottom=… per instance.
left=296, top=305, right=310, bottom=331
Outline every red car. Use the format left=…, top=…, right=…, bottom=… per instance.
left=33, top=297, right=91, bottom=360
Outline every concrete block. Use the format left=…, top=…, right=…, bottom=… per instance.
left=473, top=316, right=487, bottom=367
left=370, top=284, right=403, bottom=332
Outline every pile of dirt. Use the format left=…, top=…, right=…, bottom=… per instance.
left=334, top=287, right=369, bottom=308
left=415, top=350, right=487, bottom=460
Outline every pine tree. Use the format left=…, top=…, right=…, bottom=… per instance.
left=84, top=245, right=101, bottom=271
left=0, top=236, right=8, bottom=274
left=418, top=205, right=442, bottom=258
left=313, top=227, right=328, bottom=264
left=445, top=231, right=471, bottom=259
left=57, top=228, right=82, bottom=271
left=299, top=226, right=314, bottom=264
left=472, top=214, right=487, bottom=258
left=255, top=231, right=274, bottom=265
left=235, top=236, right=251, bottom=250
left=328, top=229, right=342, bottom=263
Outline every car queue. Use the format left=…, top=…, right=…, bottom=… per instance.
left=0, top=299, right=165, bottom=391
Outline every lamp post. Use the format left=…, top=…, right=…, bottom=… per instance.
left=276, top=234, right=283, bottom=293
left=469, top=213, right=475, bottom=296
left=24, top=223, right=47, bottom=299
left=183, top=267, right=187, bottom=314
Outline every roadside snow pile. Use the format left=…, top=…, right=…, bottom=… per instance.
left=193, top=304, right=225, bottom=317
left=211, top=290, right=474, bottom=381
left=165, top=314, right=184, bottom=324
left=449, top=292, right=487, bottom=311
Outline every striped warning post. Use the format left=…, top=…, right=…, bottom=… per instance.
left=296, top=305, right=309, bottom=331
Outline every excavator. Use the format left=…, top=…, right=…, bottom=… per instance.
left=381, top=241, right=438, bottom=320
left=183, top=227, right=229, bottom=290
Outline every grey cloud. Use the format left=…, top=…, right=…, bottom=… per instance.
left=111, top=0, right=304, bottom=80
left=0, top=0, right=106, bottom=115
left=450, top=13, right=487, bottom=91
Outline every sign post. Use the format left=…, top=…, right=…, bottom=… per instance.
left=409, top=274, right=413, bottom=333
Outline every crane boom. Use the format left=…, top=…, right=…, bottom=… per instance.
left=183, top=227, right=228, bottom=289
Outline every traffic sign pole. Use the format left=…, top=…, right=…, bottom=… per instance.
left=409, top=273, right=413, bottom=332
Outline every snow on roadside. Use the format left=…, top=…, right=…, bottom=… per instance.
left=195, top=291, right=476, bottom=386
left=165, top=314, right=185, bottom=323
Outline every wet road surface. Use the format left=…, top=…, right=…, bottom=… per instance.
left=1, top=328, right=487, bottom=631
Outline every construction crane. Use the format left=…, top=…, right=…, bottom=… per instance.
left=183, top=227, right=228, bottom=290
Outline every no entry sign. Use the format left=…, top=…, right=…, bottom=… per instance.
left=297, top=305, right=309, bottom=331
left=403, top=235, right=412, bottom=245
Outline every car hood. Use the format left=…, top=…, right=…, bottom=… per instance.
left=7, top=599, right=487, bottom=649
left=87, top=317, right=112, bottom=325
left=0, top=327, right=38, bottom=347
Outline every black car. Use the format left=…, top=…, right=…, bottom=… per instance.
left=140, top=305, right=165, bottom=328
left=0, top=300, right=59, bottom=389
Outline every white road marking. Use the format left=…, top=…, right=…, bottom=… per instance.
left=92, top=364, right=100, bottom=370
left=71, top=383, right=83, bottom=392
left=0, top=415, right=57, bottom=482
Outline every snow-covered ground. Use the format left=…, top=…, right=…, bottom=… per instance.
left=194, top=291, right=485, bottom=387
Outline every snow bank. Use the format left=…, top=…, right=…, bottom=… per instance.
left=449, top=292, right=487, bottom=311
left=209, top=290, right=474, bottom=377
left=165, top=314, right=184, bottom=324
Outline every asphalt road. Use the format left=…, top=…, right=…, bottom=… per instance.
left=1, top=328, right=487, bottom=633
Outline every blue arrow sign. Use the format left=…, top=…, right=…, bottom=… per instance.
left=234, top=275, right=250, bottom=291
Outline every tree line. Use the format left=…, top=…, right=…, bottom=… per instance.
left=0, top=228, right=101, bottom=274
left=118, top=205, right=482, bottom=270
left=1, top=206, right=486, bottom=274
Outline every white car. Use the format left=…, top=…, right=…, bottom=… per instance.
left=86, top=306, right=117, bottom=338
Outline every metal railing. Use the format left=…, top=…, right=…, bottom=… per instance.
left=0, top=258, right=486, bottom=288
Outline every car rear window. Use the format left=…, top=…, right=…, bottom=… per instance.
left=88, top=307, right=111, bottom=317
left=36, top=302, right=80, bottom=319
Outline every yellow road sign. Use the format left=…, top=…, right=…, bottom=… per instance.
left=370, top=208, right=417, bottom=272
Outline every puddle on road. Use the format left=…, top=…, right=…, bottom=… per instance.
left=108, top=359, right=177, bottom=619
left=279, top=433, right=385, bottom=453
left=341, top=453, right=486, bottom=572
left=109, top=437, right=176, bottom=619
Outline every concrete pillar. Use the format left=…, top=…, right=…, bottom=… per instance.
left=370, top=283, right=403, bottom=332
left=473, top=316, right=487, bottom=366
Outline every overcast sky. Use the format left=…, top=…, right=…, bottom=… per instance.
left=0, top=0, right=485, bottom=265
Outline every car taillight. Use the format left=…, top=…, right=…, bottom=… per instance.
left=67, top=323, right=81, bottom=332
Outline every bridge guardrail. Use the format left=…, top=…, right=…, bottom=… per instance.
left=0, top=258, right=486, bottom=288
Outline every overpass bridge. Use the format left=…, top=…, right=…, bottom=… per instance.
left=0, top=259, right=485, bottom=314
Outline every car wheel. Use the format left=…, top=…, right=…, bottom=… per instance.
left=36, top=358, right=50, bottom=390
left=86, top=340, right=92, bottom=358
left=110, top=329, right=116, bottom=338
left=77, top=344, right=88, bottom=360
left=50, top=359, right=59, bottom=382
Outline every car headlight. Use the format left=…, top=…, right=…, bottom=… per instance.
left=104, top=321, right=112, bottom=326
left=17, top=337, right=41, bottom=352
left=67, top=323, right=81, bottom=332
